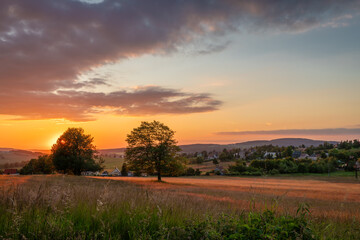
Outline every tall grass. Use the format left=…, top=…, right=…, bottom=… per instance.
left=0, top=176, right=358, bottom=239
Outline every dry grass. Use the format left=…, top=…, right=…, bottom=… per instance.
left=93, top=176, right=360, bottom=221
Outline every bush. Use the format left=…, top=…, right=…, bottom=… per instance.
left=269, top=169, right=280, bottom=175
left=20, top=155, right=54, bottom=175
left=242, top=171, right=262, bottom=176
left=185, top=167, right=196, bottom=176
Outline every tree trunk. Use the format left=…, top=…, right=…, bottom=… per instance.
left=157, top=169, right=162, bottom=181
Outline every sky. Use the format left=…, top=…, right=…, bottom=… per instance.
left=1, top=0, right=360, bottom=149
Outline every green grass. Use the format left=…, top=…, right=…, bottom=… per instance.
left=265, top=170, right=359, bottom=183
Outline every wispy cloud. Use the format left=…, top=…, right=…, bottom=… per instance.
left=216, top=128, right=360, bottom=136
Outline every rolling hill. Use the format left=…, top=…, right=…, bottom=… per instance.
left=98, top=138, right=338, bottom=154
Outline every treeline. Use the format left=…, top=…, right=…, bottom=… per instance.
left=337, top=139, right=360, bottom=149
left=228, top=157, right=340, bottom=176
left=0, top=160, right=28, bottom=169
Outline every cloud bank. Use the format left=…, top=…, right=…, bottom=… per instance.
left=216, top=128, right=360, bottom=136
left=0, top=86, right=221, bottom=121
left=1, top=0, right=359, bottom=120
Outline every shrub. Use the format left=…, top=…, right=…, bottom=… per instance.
left=185, top=167, right=196, bottom=176
left=269, top=169, right=280, bottom=175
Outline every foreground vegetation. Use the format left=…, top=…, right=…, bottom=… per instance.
left=1, top=176, right=360, bottom=239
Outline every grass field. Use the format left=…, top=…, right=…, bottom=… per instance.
left=101, top=156, right=125, bottom=171
left=0, top=175, right=360, bottom=239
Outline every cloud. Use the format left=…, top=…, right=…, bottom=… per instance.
left=216, top=128, right=360, bottom=136
left=0, top=0, right=359, bottom=120
left=0, top=86, right=222, bottom=121
left=195, top=41, right=231, bottom=55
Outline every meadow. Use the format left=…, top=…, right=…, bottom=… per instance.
left=0, top=175, right=359, bottom=239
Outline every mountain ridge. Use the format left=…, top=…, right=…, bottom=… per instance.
left=98, top=138, right=338, bottom=154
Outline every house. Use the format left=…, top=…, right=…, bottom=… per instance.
left=263, top=152, right=277, bottom=158
left=100, top=171, right=109, bottom=176
left=292, top=150, right=301, bottom=159
left=214, top=165, right=224, bottom=175
left=81, top=171, right=95, bottom=176
left=110, top=167, right=121, bottom=176
left=309, top=154, right=318, bottom=161
left=207, top=152, right=218, bottom=160
left=4, top=169, right=17, bottom=175
left=299, top=153, right=310, bottom=159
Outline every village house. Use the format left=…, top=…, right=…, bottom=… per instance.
left=299, top=153, right=310, bottom=159
left=308, top=154, right=318, bottom=161
left=263, top=152, right=277, bottom=158
left=110, top=167, right=121, bottom=176
left=207, top=152, right=218, bottom=160
left=81, top=171, right=95, bottom=176
left=292, top=150, right=302, bottom=159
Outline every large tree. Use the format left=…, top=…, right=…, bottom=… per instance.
left=125, top=121, right=180, bottom=181
left=51, top=128, right=104, bottom=175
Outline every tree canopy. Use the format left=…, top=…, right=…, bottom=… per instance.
left=20, top=155, right=54, bottom=175
left=125, top=121, right=180, bottom=181
left=51, top=128, right=104, bottom=175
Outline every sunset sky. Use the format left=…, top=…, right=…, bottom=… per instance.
left=1, top=0, right=360, bottom=150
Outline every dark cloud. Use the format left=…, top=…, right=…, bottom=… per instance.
left=0, top=86, right=222, bottom=121
left=0, top=0, right=359, bottom=120
left=216, top=128, right=360, bottom=136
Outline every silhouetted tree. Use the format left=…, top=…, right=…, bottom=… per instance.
left=51, top=128, right=104, bottom=175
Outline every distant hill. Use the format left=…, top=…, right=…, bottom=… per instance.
left=97, top=138, right=338, bottom=154
left=0, top=149, right=43, bottom=166
left=178, top=138, right=338, bottom=153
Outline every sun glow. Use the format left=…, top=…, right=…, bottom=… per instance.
left=48, top=134, right=62, bottom=148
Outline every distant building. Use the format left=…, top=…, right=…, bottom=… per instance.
left=110, top=167, right=121, bottom=176
left=207, top=153, right=218, bottom=160
left=292, top=150, right=301, bottom=159
left=299, top=153, right=310, bottom=159
left=309, top=154, right=318, bottom=161
left=101, top=171, right=109, bottom=176
left=81, top=171, right=94, bottom=176
left=4, top=169, right=17, bottom=175
left=214, top=165, right=224, bottom=175
left=264, top=152, right=277, bottom=158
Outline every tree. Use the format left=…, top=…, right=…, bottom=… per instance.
left=51, top=128, right=104, bottom=175
left=20, top=155, right=54, bottom=175
left=125, top=121, right=180, bottom=181
left=121, top=162, right=128, bottom=176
